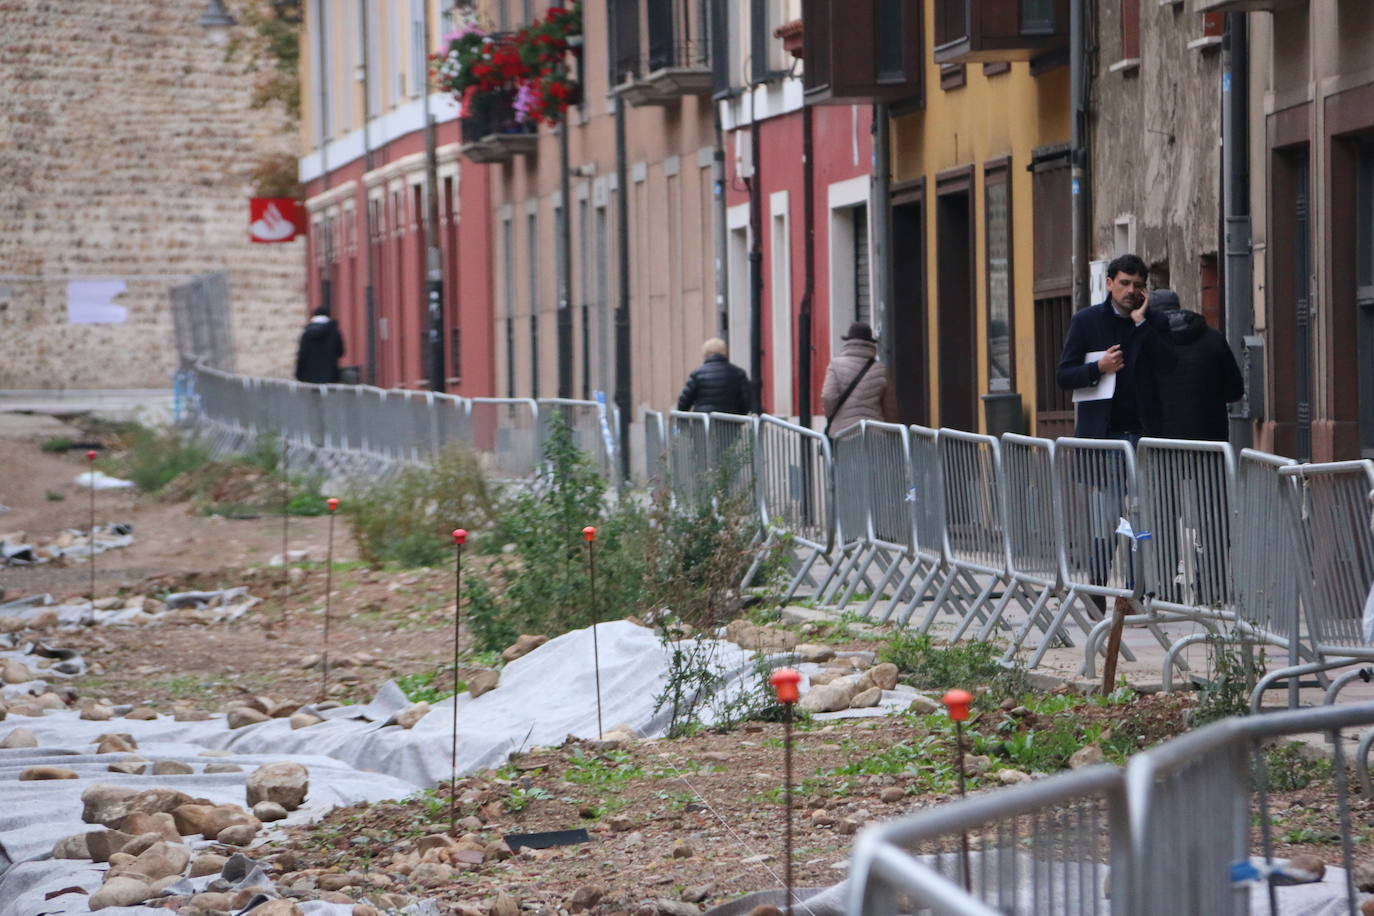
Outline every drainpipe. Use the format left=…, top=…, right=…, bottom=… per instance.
left=713, top=102, right=729, bottom=339
left=315, top=0, right=332, bottom=316
left=872, top=103, right=892, bottom=368
left=747, top=90, right=763, bottom=413
left=558, top=115, right=574, bottom=399
left=1069, top=0, right=1089, bottom=313
left=1223, top=13, right=1254, bottom=449
left=359, top=0, right=378, bottom=386
left=423, top=4, right=445, bottom=391
left=614, top=94, right=632, bottom=482
left=798, top=103, right=815, bottom=430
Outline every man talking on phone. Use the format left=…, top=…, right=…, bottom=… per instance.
left=1057, top=254, right=1177, bottom=443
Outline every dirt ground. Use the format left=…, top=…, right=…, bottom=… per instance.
left=2, top=420, right=1368, bottom=913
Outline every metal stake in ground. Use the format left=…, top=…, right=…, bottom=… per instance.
left=320, top=498, right=339, bottom=702
left=583, top=526, right=603, bottom=740
left=449, top=527, right=467, bottom=837
left=85, top=450, right=98, bottom=606
left=943, top=688, right=974, bottom=892
left=280, top=438, right=291, bottom=593
left=769, top=667, right=801, bottom=916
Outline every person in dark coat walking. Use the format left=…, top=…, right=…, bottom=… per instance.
left=294, top=306, right=345, bottom=384
left=677, top=338, right=753, bottom=414
left=1152, top=290, right=1245, bottom=441
left=1056, top=254, right=1178, bottom=442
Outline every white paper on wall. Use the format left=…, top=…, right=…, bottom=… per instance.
left=67, top=279, right=129, bottom=324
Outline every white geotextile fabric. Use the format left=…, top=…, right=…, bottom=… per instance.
left=0, top=587, right=258, bottom=629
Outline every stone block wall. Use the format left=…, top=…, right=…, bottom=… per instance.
left=0, top=0, right=305, bottom=389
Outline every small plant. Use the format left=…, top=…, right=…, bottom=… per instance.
left=565, top=750, right=644, bottom=788
left=653, top=640, right=799, bottom=738
left=395, top=669, right=464, bottom=704
left=1193, top=634, right=1265, bottom=725
left=45, top=489, right=65, bottom=502
left=1262, top=741, right=1333, bottom=792
left=40, top=437, right=74, bottom=453
left=504, top=785, right=552, bottom=813
left=880, top=633, right=1030, bottom=708
left=104, top=426, right=211, bottom=493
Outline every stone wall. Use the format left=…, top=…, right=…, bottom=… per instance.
left=0, top=0, right=304, bottom=389
left=1090, top=2, right=1222, bottom=312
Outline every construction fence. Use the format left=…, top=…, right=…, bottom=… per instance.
left=181, top=366, right=1374, bottom=701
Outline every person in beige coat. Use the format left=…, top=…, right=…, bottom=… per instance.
left=822, top=321, right=897, bottom=435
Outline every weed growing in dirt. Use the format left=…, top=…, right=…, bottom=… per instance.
left=394, top=669, right=464, bottom=704
left=565, top=750, right=645, bottom=788
left=346, top=444, right=501, bottom=567
left=40, top=437, right=74, bottom=453
left=653, top=642, right=799, bottom=738
left=1193, top=633, right=1265, bottom=725
left=1263, top=741, right=1333, bottom=792
left=104, top=426, right=211, bottom=492
left=44, top=490, right=64, bottom=501
left=880, top=633, right=1030, bottom=707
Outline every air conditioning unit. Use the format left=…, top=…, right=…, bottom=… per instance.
left=734, top=130, right=754, bottom=180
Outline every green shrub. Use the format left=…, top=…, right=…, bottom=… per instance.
left=346, top=445, right=500, bottom=567
left=880, top=632, right=1029, bottom=708
left=110, top=427, right=211, bottom=492
left=40, top=437, right=75, bottom=453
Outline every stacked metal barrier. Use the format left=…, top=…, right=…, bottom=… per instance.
left=849, top=701, right=1374, bottom=916
left=182, top=363, right=1374, bottom=691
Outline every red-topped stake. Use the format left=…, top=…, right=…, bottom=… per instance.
left=320, top=495, right=339, bottom=702
left=770, top=666, right=803, bottom=916
left=582, top=525, right=596, bottom=542
left=943, top=688, right=975, bottom=890
left=86, top=451, right=97, bottom=606
left=449, top=526, right=467, bottom=835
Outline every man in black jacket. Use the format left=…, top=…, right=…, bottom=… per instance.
left=1057, top=254, right=1178, bottom=442
left=677, top=338, right=753, bottom=414
left=1152, top=290, right=1245, bottom=441
left=294, top=306, right=345, bottom=384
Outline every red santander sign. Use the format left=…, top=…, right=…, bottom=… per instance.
left=249, top=198, right=302, bottom=243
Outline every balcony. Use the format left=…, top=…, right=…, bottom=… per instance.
left=612, top=2, right=712, bottom=106
left=459, top=91, right=539, bottom=165
left=932, top=0, right=1069, bottom=66
left=1193, top=0, right=1304, bottom=10
left=801, top=0, right=922, bottom=106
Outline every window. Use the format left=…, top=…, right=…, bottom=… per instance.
left=1021, top=0, right=1055, bottom=35
left=933, top=0, right=968, bottom=49
left=609, top=0, right=640, bottom=83
left=1120, top=0, right=1140, bottom=62
left=875, top=0, right=905, bottom=81
left=853, top=204, right=871, bottom=326
left=984, top=164, right=1014, bottom=392
left=409, top=0, right=426, bottom=98
left=1356, top=140, right=1374, bottom=456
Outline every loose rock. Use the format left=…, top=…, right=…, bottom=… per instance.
left=217, top=823, right=258, bottom=846
left=879, top=787, right=905, bottom=803
left=190, top=853, right=228, bottom=877
left=82, top=785, right=195, bottom=826
left=247, top=762, right=309, bottom=810
left=52, top=832, right=93, bottom=859
left=152, top=760, right=194, bottom=776
left=0, top=727, right=38, bottom=748
left=227, top=707, right=270, bottom=729
left=997, top=769, right=1032, bottom=786
left=490, top=892, right=520, bottom=916
left=253, top=801, right=289, bottom=822
left=205, top=762, right=244, bottom=774
left=124, top=707, right=158, bottom=720
left=794, top=644, right=836, bottom=663
left=20, top=765, right=79, bottom=780
left=1069, top=745, right=1105, bottom=769
left=850, top=687, right=882, bottom=709
left=395, top=701, right=431, bottom=729
left=108, top=759, right=147, bottom=775
left=86, top=829, right=135, bottom=862
left=869, top=662, right=899, bottom=691
left=88, top=876, right=152, bottom=909
left=410, top=862, right=454, bottom=888
left=81, top=703, right=115, bottom=721
left=290, top=710, right=324, bottom=730
left=96, top=733, right=138, bottom=754
left=501, top=633, right=548, bottom=662
left=569, top=884, right=605, bottom=912
left=1, top=658, right=33, bottom=684
left=468, top=669, right=501, bottom=698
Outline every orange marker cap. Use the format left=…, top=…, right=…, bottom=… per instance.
left=769, top=667, right=802, bottom=705
left=326, top=498, right=339, bottom=512
left=942, top=689, right=973, bottom=722
left=452, top=528, right=468, bottom=545
left=582, top=526, right=597, bottom=542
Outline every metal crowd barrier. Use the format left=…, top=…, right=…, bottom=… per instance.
left=706, top=411, right=760, bottom=515
left=537, top=397, right=618, bottom=480
left=754, top=414, right=834, bottom=602
left=667, top=410, right=712, bottom=509
left=824, top=423, right=871, bottom=607
left=641, top=407, right=666, bottom=486
left=848, top=701, right=1374, bottom=916
left=857, top=421, right=920, bottom=622
left=469, top=397, right=540, bottom=479
left=998, top=434, right=1072, bottom=664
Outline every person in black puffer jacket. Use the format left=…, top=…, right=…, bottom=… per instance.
left=1155, top=290, right=1245, bottom=441
left=294, top=306, right=345, bottom=384
left=677, top=338, right=754, bottom=414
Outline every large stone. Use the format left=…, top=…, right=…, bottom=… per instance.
left=218, top=823, right=259, bottom=846
left=135, top=841, right=191, bottom=876
left=0, top=727, right=38, bottom=748
left=395, top=701, right=431, bottom=729
left=227, top=707, right=270, bottom=729
left=651, top=899, right=701, bottom=916
left=81, top=703, right=115, bottom=721
left=410, top=862, right=455, bottom=888
left=467, top=669, right=500, bottom=698
left=120, top=833, right=163, bottom=857
left=171, top=803, right=216, bottom=837
left=869, top=662, right=899, bottom=691
left=501, top=634, right=548, bottom=662
left=289, top=710, right=323, bottom=730
left=246, top=762, right=309, bottom=811
left=82, top=785, right=195, bottom=826
left=108, top=759, right=148, bottom=775
left=798, top=681, right=855, bottom=714
left=1, top=658, right=33, bottom=684
left=997, top=769, right=1032, bottom=786
left=906, top=694, right=940, bottom=715
left=1069, top=745, right=1105, bottom=769
left=199, top=805, right=259, bottom=839
left=20, top=765, right=79, bottom=780
left=568, top=884, right=605, bottom=912
left=125, top=853, right=179, bottom=882
left=490, top=892, right=520, bottom=916
left=86, top=829, right=136, bottom=863
left=52, top=832, right=93, bottom=859
left=204, top=762, right=244, bottom=773
left=120, top=812, right=180, bottom=842
left=794, top=644, right=836, bottom=663
left=190, top=853, right=229, bottom=877
left=96, top=733, right=138, bottom=754
left=244, top=901, right=302, bottom=916
left=88, top=876, right=152, bottom=910
left=151, top=760, right=194, bottom=776
left=190, top=891, right=236, bottom=911
left=849, top=687, right=882, bottom=709
left=253, top=801, right=289, bottom=822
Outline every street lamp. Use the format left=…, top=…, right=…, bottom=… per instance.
left=198, top=0, right=236, bottom=44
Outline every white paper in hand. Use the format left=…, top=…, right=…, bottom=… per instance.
left=1073, top=351, right=1117, bottom=403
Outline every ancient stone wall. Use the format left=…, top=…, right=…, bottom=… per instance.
left=0, top=0, right=304, bottom=389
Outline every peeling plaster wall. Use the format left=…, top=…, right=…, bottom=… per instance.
left=1089, top=2, right=1222, bottom=311
left=0, top=0, right=304, bottom=389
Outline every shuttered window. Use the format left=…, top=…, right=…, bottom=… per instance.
left=853, top=204, right=871, bottom=326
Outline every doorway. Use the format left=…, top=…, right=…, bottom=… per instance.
left=889, top=191, right=927, bottom=425
left=936, top=181, right=976, bottom=431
